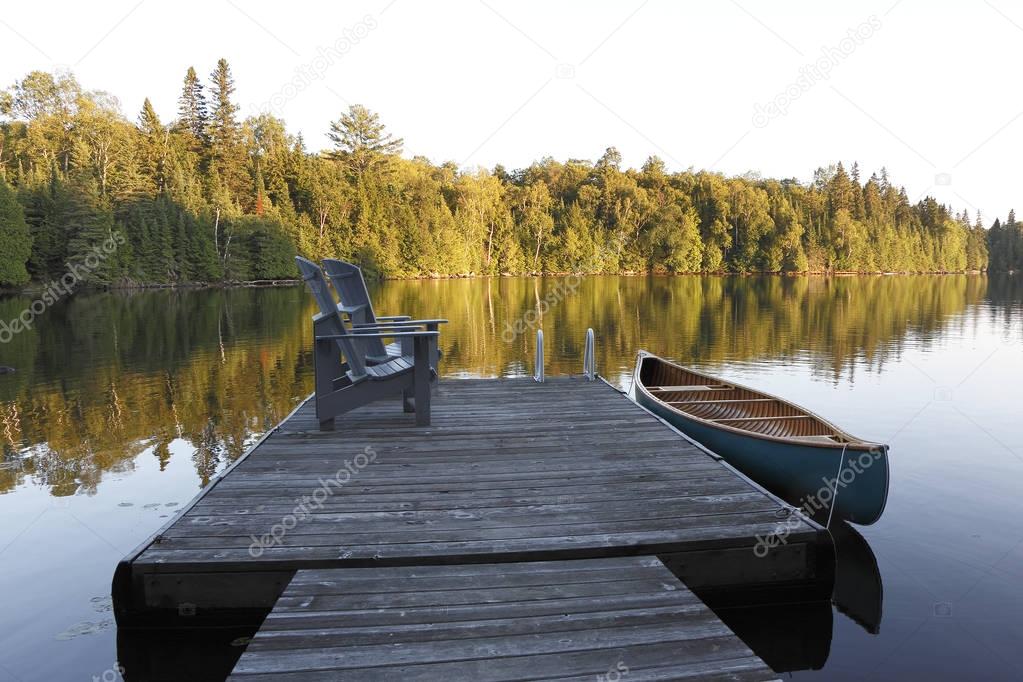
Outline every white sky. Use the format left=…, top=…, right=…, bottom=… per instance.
left=1, top=0, right=1020, bottom=220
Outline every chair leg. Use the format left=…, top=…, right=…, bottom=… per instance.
left=314, top=338, right=344, bottom=431
left=402, top=387, right=415, bottom=413
left=413, top=338, right=431, bottom=426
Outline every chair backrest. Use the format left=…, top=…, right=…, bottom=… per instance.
left=295, top=256, right=366, bottom=377
left=322, top=259, right=378, bottom=322
left=322, top=258, right=387, bottom=357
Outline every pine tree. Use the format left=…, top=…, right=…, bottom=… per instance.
left=988, top=218, right=1005, bottom=271
left=137, top=98, right=168, bottom=193
left=327, top=105, right=403, bottom=177
left=828, top=162, right=857, bottom=216
left=208, top=59, right=239, bottom=150
left=967, top=212, right=989, bottom=271
left=65, top=205, right=122, bottom=285
left=1005, top=210, right=1019, bottom=271
left=207, top=58, right=249, bottom=203
left=24, top=176, right=96, bottom=279
left=176, top=67, right=207, bottom=146
left=0, top=175, right=32, bottom=285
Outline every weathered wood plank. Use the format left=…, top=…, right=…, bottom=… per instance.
left=228, top=557, right=778, bottom=680
left=190, top=480, right=753, bottom=513
left=249, top=606, right=718, bottom=649
left=139, top=521, right=819, bottom=565
left=167, top=495, right=781, bottom=539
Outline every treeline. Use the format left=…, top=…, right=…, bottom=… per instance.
left=0, top=63, right=1006, bottom=287
left=987, top=212, right=1023, bottom=272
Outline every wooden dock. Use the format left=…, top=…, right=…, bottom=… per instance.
left=228, top=556, right=780, bottom=681
left=114, top=377, right=829, bottom=649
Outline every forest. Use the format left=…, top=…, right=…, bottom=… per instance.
left=0, top=61, right=1012, bottom=288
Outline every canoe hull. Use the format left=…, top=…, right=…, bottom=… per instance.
left=633, top=354, right=889, bottom=526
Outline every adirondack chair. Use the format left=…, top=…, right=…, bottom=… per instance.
left=296, top=257, right=438, bottom=428
left=295, top=257, right=429, bottom=369
left=322, top=258, right=446, bottom=373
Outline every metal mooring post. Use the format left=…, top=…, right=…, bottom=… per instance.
left=583, top=328, right=596, bottom=380
left=534, top=329, right=544, bottom=383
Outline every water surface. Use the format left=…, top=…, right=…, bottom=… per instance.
left=0, top=275, right=1020, bottom=681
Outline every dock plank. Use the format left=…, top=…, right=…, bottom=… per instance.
left=228, top=557, right=779, bottom=681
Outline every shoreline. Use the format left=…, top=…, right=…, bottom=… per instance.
left=0, top=269, right=1007, bottom=294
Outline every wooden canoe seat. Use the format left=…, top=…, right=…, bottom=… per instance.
left=711, top=415, right=814, bottom=423
left=667, top=398, right=776, bottom=406
left=789, top=434, right=845, bottom=444
left=649, top=384, right=731, bottom=392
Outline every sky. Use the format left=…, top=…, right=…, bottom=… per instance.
left=1, top=0, right=1021, bottom=221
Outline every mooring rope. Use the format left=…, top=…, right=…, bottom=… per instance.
left=825, top=442, right=849, bottom=529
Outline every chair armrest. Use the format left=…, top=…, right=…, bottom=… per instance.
left=317, top=331, right=440, bottom=339
left=400, top=318, right=448, bottom=325
left=376, top=315, right=412, bottom=321
left=351, top=324, right=420, bottom=332
left=352, top=318, right=448, bottom=328
left=351, top=327, right=419, bottom=335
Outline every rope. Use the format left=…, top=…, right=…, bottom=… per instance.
left=825, top=442, right=849, bottom=529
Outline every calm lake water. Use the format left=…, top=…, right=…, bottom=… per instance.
left=0, top=275, right=1021, bottom=681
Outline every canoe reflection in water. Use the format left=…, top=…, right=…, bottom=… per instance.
left=830, top=520, right=884, bottom=635
left=688, top=520, right=883, bottom=673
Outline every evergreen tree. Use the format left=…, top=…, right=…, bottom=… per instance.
left=327, top=105, right=403, bottom=177
left=176, top=66, right=208, bottom=146
left=988, top=218, right=1005, bottom=271
left=966, top=212, right=989, bottom=271
left=137, top=98, right=167, bottom=193
left=66, top=204, right=124, bottom=285
left=207, top=59, right=249, bottom=204
left=208, top=59, right=239, bottom=150
left=0, top=175, right=32, bottom=285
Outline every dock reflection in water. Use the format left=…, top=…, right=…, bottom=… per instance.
left=699, top=519, right=883, bottom=673
left=115, top=518, right=884, bottom=680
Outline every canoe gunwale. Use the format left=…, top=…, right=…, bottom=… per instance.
left=632, top=352, right=885, bottom=452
